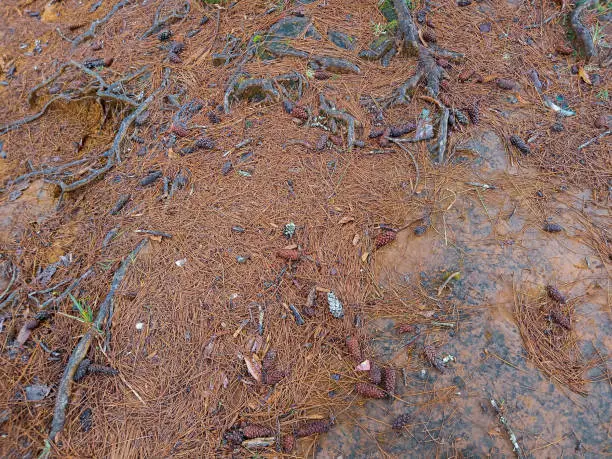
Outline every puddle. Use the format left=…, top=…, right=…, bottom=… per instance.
left=317, top=131, right=611, bottom=457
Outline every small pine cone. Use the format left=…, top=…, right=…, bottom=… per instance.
left=369, top=128, right=385, bottom=139
left=382, top=367, right=396, bottom=397
left=208, top=111, right=221, bottom=124
left=158, top=29, right=172, bottom=41
left=262, top=349, right=277, bottom=372
left=87, top=363, right=119, bottom=376
left=276, top=249, right=300, bottom=261
left=195, top=137, right=216, bottom=149
left=369, top=362, right=382, bottom=384
left=314, top=69, right=332, bottom=80
left=543, top=222, right=563, bottom=233
left=295, top=419, right=331, bottom=438
left=169, top=41, right=184, bottom=54
left=282, top=434, right=296, bottom=453
left=496, top=78, right=519, bottom=90
left=303, top=306, right=316, bottom=317
left=396, top=323, right=415, bottom=334
left=509, top=135, right=531, bottom=155
left=329, top=135, right=343, bottom=146
left=546, top=285, right=567, bottom=304
left=452, top=109, right=469, bottom=125
left=224, top=429, right=245, bottom=445
left=378, top=127, right=391, bottom=147
left=424, top=345, right=445, bottom=372
left=466, top=103, right=480, bottom=124
left=243, top=424, right=274, bottom=439
left=168, top=51, right=182, bottom=63
left=422, top=28, right=437, bottom=44
left=375, top=230, right=396, bottom=249
left=555, top=44, right=573, bottom=55
left=316, top=134, right=329, bottom=151
left=458, top=69, right=474, bottom=82
left=263, top=369, right=285, bottom=385
left=392, top=413, right=411, bottom=430
left=291, top=105, right=309, bottom=121
left=74, top=358, right=91, bottom=382
left=346, top=336, right=362, bottom=361
left=170, top=123, right=190, bottom=137
left=355, top=382, right=387, bottom=399
left=550, top=309, right=571, bottom=330
left=389, top=122, right=416, bottom=137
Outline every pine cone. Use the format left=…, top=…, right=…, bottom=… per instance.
left=169, top=41, right=184, bottom=54
left=243, top=424, right=274, bottom=439
left=392, top=413, right=411, bottom=430
left=543, top=222, right=563, bottom=233
left=555, top=44, right=573, bottom=55
left=295, top=419, right=331, bottom=438
left=158, top=29, right=172, bottom=41
left=208, top=111, right=221, bottom=124
left=466, top=103, right=479, bottom=124
left=396, top=323, right=415, bottom=334
left=195, top=137, right=215, bottom=149
left=509, top=135, right=531, bottom=155
left=355, top=382, right=387, bottom=399
left=389, top=122, right=416, bottom=137
left=382, top=367, right=396, bottom=397
left=24, top=319, right=40, bottom=330
left=375, top=230, right=396, bottom=249
left=291, top=106, right=309, bottom=121
left=458, top=69, right=474, bottom=82
left=316, top=134, right=329, bottom=151
left=346, top=336, right=362, bottom=361
left=551, top=309, right=571, bottom=330
left=74, top=358, right=91, bottom=382
left=546, top=285, right=567, bottom=304
left=262, top=349, right=276, bottom=372
left=424, top=345, right=445, bottom=372
left=496, top=78, right=518, bottom=90
left=224, top=429, right=245, bottom=445
left=329, top=135, right=343, bottom=146
left=282, top=434, right=296, bottom=453
left=276, top=249, right=300, bottom=261
left=170, top=123, right=189, bottom=137
left=369, top=362, right=382, bottom=385
left=314, top=69, right=332, bottom=80
left=422, top=28, right=437, bottom=43
left=87, top=364, right=119, bottom=376
left=263, top=369, right=285, bottom=385
left=452, top=109, right=469, bottom=125
left=369, top=128, right=385, bottom=139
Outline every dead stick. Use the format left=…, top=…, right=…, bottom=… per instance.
left=490, top=398, right=525, bottom=459
left=48, top=239, right=148, bottom=442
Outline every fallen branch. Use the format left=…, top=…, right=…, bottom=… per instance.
left=578, top=129, right=611, bottom=150
left=490, top=398, right=526, bottom=459
left=48, top=239, right=149, bottom=442
left=431, top=106, right=450, bottom=164
left=141, top=1, right=190, bottom=39
left=319, top=94, right=360, bottom=149
left=61, top=0, right=132, bottom=47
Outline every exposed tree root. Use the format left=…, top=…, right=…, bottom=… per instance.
left=141, top=1, right=190, bottom=39
left=570, top=0, right=596, bottom=61
left=319, top=94, right=360, bottom=149
left=431, top=106, right=450, bottom=164
left=48, top=239, right=149, bottom=443
left=59, top=0, right=132, bottom=47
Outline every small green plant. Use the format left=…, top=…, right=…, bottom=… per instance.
left=305, top=68, right=315, bottom=79
left=371, top=21, right=387, bottom=37
left=596, top=89, right=609, bottom=101
left=252, top=34, right=263, bottom=44
left=58, top=294, right=94, bottom=325
left=590, top=22, right=606, bottom=46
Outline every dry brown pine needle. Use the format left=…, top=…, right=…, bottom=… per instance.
left=295, top=419, right=332, bottom=438
left=546, top=285, right=567, bottom=304
left=392, top=413, right=411, bottom=430
left=550, top=309, right=571, bottom=330
left=263, top=369, right=285, bottom=385
left=346, top=335, right=362, bottom=361
left=355, top=382, right=387, bottom=399
left=375, top=230, right=396, bottom=249
left=382, top=367, right=396, bottom=397
left=243, top=424, right=274, bottom=439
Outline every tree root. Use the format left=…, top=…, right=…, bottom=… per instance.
left=1, top=94, right=75, bottom=136
left=48, top=239, right=149, bottom=443
left=393, top=0, right=419, bottom=56
left=431, top=106, right=449, bottom=164
left=60, top=0, right=132, bottom=47
left=224, top=72, right=307, bottom=113
left=141, top=1, right=190, bottom=39
left=570, top=0, right=596, bottom=61
left=319, top=94, right=360, bottom=149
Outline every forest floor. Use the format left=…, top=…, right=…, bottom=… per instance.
left=0, top=0, right=610, bottom=457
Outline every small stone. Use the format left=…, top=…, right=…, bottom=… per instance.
left=550, top=122, right=564, bottom=132
left=221, top=161, right=233, bottom=175
left=479, top=22, right=491, bottom=33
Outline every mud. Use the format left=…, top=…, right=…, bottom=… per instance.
left=318, top=131, right=611, bottom=457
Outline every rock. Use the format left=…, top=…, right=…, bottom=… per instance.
left=268, top=16, right=311, bottom=38
left=24, top=383, right=50, bottom=401
left=358, top=36, right=394, bottom=61
left=328, top=30, right=356, bottom=50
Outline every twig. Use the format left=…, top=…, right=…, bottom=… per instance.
left=0, top=263, right=18, bottom=303
left=141, top=1, right=190, bottom=39
left=433, top=106, right=450, bottom=164
left=437, top=271, right=460, bottom=296
left=39, top=269, right=94, bottom=311
left=67, top=0, right=132, bottom=47
left=388, top=137, right=419, bottom=193
left=134, top=229, right=173, bottom=238
left=578, top=129, right=611, bottom=150
left=523, top=12, right=561, bottom=29
left=48, top=239, right=148, bottom=442
left=319, top=94, right=359, bottom=149
left=490, top=398, right=526, bottom=459
left=0, top=94, right=74, bottom=136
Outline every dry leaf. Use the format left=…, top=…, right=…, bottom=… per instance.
left=419, top=310, right=436, bottom=318
left=482, top=74, right=500, bottom=83
left=148, top=235, right=162, bottom=243
left=355, top=360, right=371, bottom=371
left=244, top=355, right=262, bottom=383
left=338, top=216, right=354, bottom=225
left=352, top=234, right=361, bottom=246
left=283, top=243, right=298, bottom=250
left=16, top=326, right=33, bottom=347
left=578, top=66, right=592, bottom=85
left=361, top=251, right=370, bottom=263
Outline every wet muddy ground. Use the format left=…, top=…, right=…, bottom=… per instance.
left=318, top=131, right=610, bottom=458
